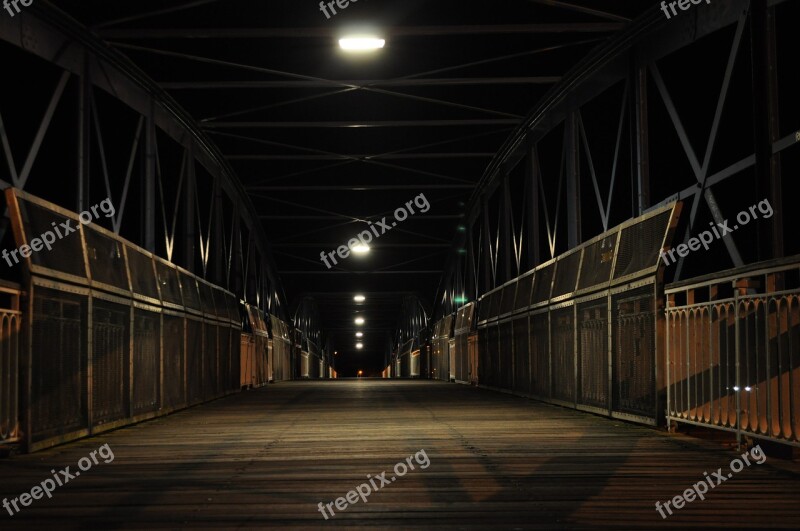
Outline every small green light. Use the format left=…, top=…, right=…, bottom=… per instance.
left=457, top=249, right=466, bottom=254
left=457, top=225, right=466, bottom=232
left=454, top=296, right=469, bottom=304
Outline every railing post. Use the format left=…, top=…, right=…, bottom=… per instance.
left=665, top=293, right=672, bottom=429
left=734, top=279, right=742, bottom=450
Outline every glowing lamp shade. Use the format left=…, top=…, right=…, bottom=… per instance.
left=355, top=317, right=365, bottom=325
left=354, top=294, right=366, bottom=302
left=339, top=36, right=385, bottom=51
left=355, top=332, right=363, bottom=338
left=356, top=343, right=364, bottom=349
left=352, top=244, right=370, bottom=254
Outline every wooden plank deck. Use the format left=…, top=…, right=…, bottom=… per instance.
left=1, top=380, right=799, bottom=529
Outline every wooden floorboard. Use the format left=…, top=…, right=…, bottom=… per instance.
left=1, top=380, right=800, bottom=529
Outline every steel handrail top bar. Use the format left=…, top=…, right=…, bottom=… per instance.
left=665, top=253, right=800, bottom=295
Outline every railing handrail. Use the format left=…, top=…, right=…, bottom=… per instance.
left=666, top=253, right=800, bottom=294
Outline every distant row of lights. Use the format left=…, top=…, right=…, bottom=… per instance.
left=355, top=294, right=365, bottom=349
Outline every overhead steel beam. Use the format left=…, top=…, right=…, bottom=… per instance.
left=112, top=44, right=521, bottom=119
left=260, top=215, right=463, bottom=220
left=229, top=153, right=494, bottom=161
left=274, top=243, right=451, bottom=248
left=247, top=184, right=474, bottom=191
left=205, top=119, right=519, bottom=129
left=100, top=24, right=624, bottom=39
left=160, top=77, right=561, bottom=89
left=93, top=0, right=221, bottom=29
left=527, top=0, right=631, bottom=23
left=278, top=271, right=444, bottom=275
left=210, top=131, right=472, bottom=185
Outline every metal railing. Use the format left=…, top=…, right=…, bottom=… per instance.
left=0, top=282, right=22, bottom=444
left=666, top=255, right=800, bottom=447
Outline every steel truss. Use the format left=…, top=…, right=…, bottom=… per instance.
left=436, top=0, right=795, bottom=318
left=0, top=3, right=286, bottom=318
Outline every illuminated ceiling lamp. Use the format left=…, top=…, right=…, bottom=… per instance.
left=339, top=36, right=385, bottom=52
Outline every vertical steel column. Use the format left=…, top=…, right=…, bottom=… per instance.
left=526, top=144, right=541, bottom=268
left=143, top=97, right=156, bottom=252
left=501, top=173, right=513, bottom=282
left=213, top=175, right=224, bottom=285
left=750, top=0, right=783, bottom=260
left=481, top=198, right=493, bottom=292
left=632, top=59, right=651, bottom=216
left=77, top=52, right=91, bottom=212
left=466, top=218, right=477, bottom=302
left=183, top=143, right=197, bottom=272
left=565, top=112, right=581, bottom=248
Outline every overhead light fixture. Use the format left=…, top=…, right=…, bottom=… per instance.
left=352, top=244, right=370, bottom=254
left=354, top=294, right=366, bottom=302
left=355, top=317, right=365, bottom=325
left=355, top=332, right=363, bottom=338
left=339, top=36, right=385, bottom=51
left=356, top=342, right=364, bottom=349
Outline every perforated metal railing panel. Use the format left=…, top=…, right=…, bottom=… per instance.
left=552, top=252, right=582, bottom=298
left=551, top=307, right=575, bottom=403
left=500, top=282, right=517, bottom=316
left=529, top=312, right=550, bottom=398
left=614, top=210, right=671, bottom=280
left=434, top=318, right=449, bottom=381
left=91, top=300, right=129, bottom=425
left=456, top=334, right=469, bottom=381
left=489, top=290, right=502, bottom=319
left=180, top=272, right=202, bottom=312
left=18, top=200, right=86, bottom=279
left=452, top=334, right=462, bottom=381
left=226, top=293, right=240, bottom=324
left=467, top=204, right=678, bottom=425
left=186, top=318, right=204, bottom=404
left=254, top=335, right=269, bottom=385
left=162, top=314, right=185, bottom=409
left=199, top=283, right=217, bottom=317
left=513, top=317, right=530, bottom=394
left=462, top=304, right=475, bottom=329
left=127, top=247, right=159, bottom=300
left=213, top=288, right=227, bottom=321
left=477, top=296, right=488, bottom=322
left=532, top=263, right=554, bottom=304
left=132, top=309, right=160, bottom=415
left=85, top=228, right=129, bottom=291
left=578, top=233, right=617, bottom=291
left=203, top=323, right=218, bottom=397
left=578, top=301, right=608, bottom=410
left=499, top=321, right=514, bottom=389
left=613, top=287, right=656, bottom=417
left=486, top=325, right=500, bottom=387
left=515, top=273, right=534, bottom=311
left=31, top=287, right=87, bottom=443
left=478, top=330, right=489, bottom=386
left=155, top=261, right=183, bottom=306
